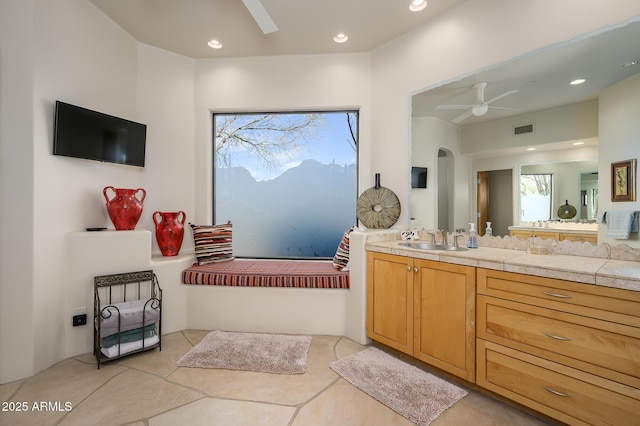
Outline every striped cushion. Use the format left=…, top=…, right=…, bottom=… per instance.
left=189, top=222, right=234, bottom=265
left=183, top=260, right=349, bottom=289
left=332, top=227, right=355, bottom=271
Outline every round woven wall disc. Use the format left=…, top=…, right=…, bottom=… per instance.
left=357, top=186, right=401, bottom=229
left=557, top=202, right=577, bottom=219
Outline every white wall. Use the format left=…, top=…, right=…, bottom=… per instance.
left=136, top=44, right=196, bottom=255
left=31, top=0, right=142, bottom=375
left=598, top=72, right=640, bottom=245
left=411, top=117, right=470, bottom=231
left=461, top=101, right=599, bottom=157
left=0, top=0, right=36, bottom=384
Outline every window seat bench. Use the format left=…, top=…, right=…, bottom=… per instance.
left=182, top=259, right=349, bottom=289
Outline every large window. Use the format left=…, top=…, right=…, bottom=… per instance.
left=213, top=111, right=358, bottom=259
left=520, top=173, right=552, bottom=221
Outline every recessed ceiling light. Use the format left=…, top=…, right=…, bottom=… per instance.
left=409, top=0, right=427, bottom=12
left=622, top=60, right=639, bottom=68
left=333, top=33, right=348, bottom=43
left=526, top=147, right=536, bottom=151
left=570, top=78, right=586, bottom=85
left=573, top=141, right=585, bottom=146
left=207, top=39, right=222, bottom=49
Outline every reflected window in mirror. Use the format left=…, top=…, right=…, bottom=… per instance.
left=520, top=174, right=552, bottom=221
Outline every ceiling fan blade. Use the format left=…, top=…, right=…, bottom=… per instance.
left=242, top=0, right=278, bottom=34
left=435, top=104, right=474, bottom=110
left=487, top=106, right=519, bottom=111
left=485, top=90, right=518, bottom=105
left=452, top=110, right=473, bottom=123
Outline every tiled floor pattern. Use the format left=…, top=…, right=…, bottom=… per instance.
left=1, top=331, right=553, bottom=425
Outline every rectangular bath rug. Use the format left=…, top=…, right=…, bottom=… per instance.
left=330, top=347, right=467, bottom=425
left=176, top=330, right=312, bottom=374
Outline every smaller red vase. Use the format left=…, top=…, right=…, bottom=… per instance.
left=153, top=211, right=186, bottom=256
left=103, top=187, right=146, bottom=230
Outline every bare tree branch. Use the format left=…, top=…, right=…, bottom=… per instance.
left=214, top=113, right=325, bottom=170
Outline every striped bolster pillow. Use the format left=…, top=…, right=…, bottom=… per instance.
left=332, top=226, right=355, bottom=271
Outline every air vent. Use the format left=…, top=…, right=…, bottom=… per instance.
left=515, top=124, right=534, bottom=135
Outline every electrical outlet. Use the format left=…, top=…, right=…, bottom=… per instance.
left=72, top=314, right=87, bottom=327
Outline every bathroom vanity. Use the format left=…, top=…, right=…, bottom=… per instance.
left=366, top=239, right=640, bottom=425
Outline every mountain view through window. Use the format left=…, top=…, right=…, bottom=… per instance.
left=213, top=111, right=358, bottom=258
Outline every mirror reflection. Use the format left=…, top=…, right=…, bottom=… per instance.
left=410, top=20, right=640, bottom=240
left=520, top=160, right=598, bottom=223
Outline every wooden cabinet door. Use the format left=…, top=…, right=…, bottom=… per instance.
left=559, top=233, right=597, bottom=244
left=413, top=259, right=476, bottom=381
left=366, top=252, right=414, bottom=354
left=510, top=230, right=533, bottom=239
left=533, top=230, right=560, bottom=240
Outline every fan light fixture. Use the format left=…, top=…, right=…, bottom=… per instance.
left=208, top=39, right=222, bottom=49
left=409, top=0, right=427, bottom=12
left=471, top=104, right=489, bottom=116
left=333, top=33, right=348, bottom=43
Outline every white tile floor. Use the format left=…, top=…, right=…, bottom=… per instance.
left=0, top=330, right=553, bottom=425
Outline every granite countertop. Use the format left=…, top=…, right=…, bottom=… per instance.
left=366, top=240, right=640, bottom=292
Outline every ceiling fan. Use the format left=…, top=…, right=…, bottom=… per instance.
left=436, top=82, right=519, bottom=123
left=242, top=0, right=278, bottom=34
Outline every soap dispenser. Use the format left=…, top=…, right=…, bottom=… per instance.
left=467, top=223, right=478, bottom=248
left=485, top=222, right=493, bottom=236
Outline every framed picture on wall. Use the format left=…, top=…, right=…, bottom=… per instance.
left=611, top=159, right=636, bottom=202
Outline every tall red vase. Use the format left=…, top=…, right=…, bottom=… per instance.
left=103, top=187, right=146, bottom=230
left=153, top=211, right=186, bottom=256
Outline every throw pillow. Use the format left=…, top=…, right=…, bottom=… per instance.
left=332, top=226, right=355, bottom=271
left=189, top=221, right=234, bottom=265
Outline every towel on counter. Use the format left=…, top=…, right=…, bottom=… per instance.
left=602, top=210, right=639, bottom=239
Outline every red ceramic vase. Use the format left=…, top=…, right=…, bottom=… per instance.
left=103, top=187, right=146, bottom=230
left=153, top=211, right=186, bottom=256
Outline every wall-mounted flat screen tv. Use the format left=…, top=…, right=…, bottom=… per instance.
left=411, top=166, right=428, bottom=188
left=53, top=101, right=147, bottom=167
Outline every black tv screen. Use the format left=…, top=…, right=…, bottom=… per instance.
left=53, top=101, right=146, bottom=167
left=411, top=167, right=427, bottom=188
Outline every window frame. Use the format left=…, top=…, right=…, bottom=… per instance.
left=211, top=109, right=359, bottom=260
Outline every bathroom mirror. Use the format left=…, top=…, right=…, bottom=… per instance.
left=409, top=20, right=640, bottom=230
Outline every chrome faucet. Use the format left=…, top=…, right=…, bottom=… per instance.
left=438, top=229, right=448, bottom=246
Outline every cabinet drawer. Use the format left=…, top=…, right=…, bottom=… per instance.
left=478, top=295, right=640, bottom=388
left=477, top=268, right=640, bottom=327
left=477, top=340, right=640, bottom=426
left=559, top=233, right=597, bottom=244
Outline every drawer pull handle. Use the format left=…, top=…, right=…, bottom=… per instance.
left=414, top=267, right=419, bottom=273
left=543, top=386, right=570, bottom=398
left=543, top=291, right=572, bottom=299
left=543, top=332, right=571, bottom=341
left=407, top=266, right=412, bottom=272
